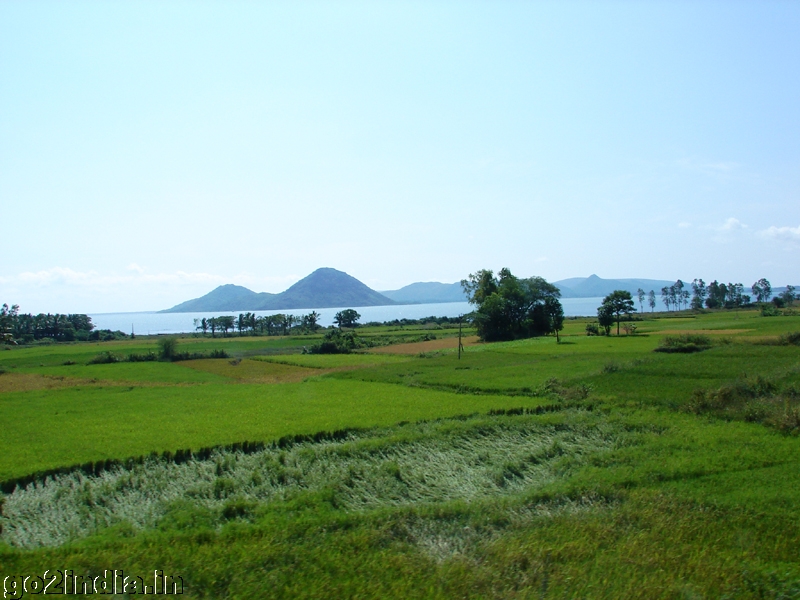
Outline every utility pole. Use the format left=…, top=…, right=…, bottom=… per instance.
left=458, top=315, right=465, bottom=359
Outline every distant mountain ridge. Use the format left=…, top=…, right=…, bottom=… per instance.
left=380, top=275, right=681, bottom=303
left=553, top=275, right=679, bottom=299
left=380, top=282, right=467, bottom=304
left=161, top=268, right=396, bottom=313
left=162, top=270, right=688, bottom=313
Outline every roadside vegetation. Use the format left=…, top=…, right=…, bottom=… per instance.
left=1, top=301, right=800, bottom=597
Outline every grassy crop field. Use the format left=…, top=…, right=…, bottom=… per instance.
left=1, top=310, right=800, bottom=598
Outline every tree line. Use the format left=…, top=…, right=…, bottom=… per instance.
left=588, top=278, right=798, bottom=338
left=1, top=303, right=100, bottom=343
left=193, top=309, right=363, bottom=337
left=193, top=311, right=322, bottom=337
left=633, top=278, right=796, bottom=313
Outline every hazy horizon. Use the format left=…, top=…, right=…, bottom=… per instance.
left=2, top=2, right=798, bottom=313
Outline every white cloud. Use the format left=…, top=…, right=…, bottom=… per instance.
left=0, top=267, right=304, bottom=313
left=676, top=158, right=740, bottom=176
left=718, top=217, right=747, bottom=231
left=1, top=267, right=301, bottom=291
left=678, top=222, right=692, bottom=228
left=758, top=224, right=800, bottom=242
left=8, top=267, right=223, bottom=288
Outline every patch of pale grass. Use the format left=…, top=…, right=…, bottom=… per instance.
left=177, top=358, right=321, bottom=383
left=0, top=415, right=622, bottom=549
left=405, top=494, right=615, bottom=563
left=0, top=373, right=107, bottom=393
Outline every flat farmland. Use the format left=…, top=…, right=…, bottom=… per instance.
left=1, top=310, right=799, bottom=598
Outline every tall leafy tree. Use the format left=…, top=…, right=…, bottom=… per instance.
left=705, top=281, right=723, bottom=308
left=637, top=288, right=645, bottom=314
left=751, top=278, right=772, bottom=303
left=600, top=290, right=636, bottom=336
left=1, top=303, right=19, bottom=343
left=597, top=304, right=614, bottom=336
left=302, top=311, right=321, bottom=332
left=218, top=316, right=235, bottom=337
left=334, top=309, right=361, bottom=329
left=780, top=285, right=796, bottom=306
left=726, top=283, right=745, bottom=308
left=691, top=279, right=707, bottom=310
left=544, top=296, right=565, bottom=342
left=673, top=280, right=685, bottom=310
left=661, top=286, right=671, bottom=312
left=461, top=268, right=562, bottom=342
left=647, top=290, right=656, bottom=312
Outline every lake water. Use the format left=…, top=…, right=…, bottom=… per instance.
left=89, top=297, right=607, bottom=335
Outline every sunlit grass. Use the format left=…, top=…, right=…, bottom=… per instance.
left=2, top=309, right=800, bottom=597
left=0, top=379, right=555, bottom=482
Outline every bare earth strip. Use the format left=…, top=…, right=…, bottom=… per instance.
left=0, top=373, right=136, bottom=393
left=370, top=335, right=482, bottom=355
left=0, top=373, right=86, bottom=393
left=177, top=358, right=324, bottom=383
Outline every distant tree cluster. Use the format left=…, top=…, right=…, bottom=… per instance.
left=365, top=315, right=463, bottom=327
left=771, top=285, right=796, bottom=308
left=333, top=309, right=361, bottom=329
left=461, top=268, right=564, bottom=342
left=630, top=277, right=792, bottom=313
left=194, top=311, right=323, bottom=337
left=309, top=329, right=364, bottom=354
left=1, top=303, right=111, bottom=343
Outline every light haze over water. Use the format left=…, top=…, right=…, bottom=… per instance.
left=90, top=298, right=609, bottom=336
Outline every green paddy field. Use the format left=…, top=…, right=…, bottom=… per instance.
left=1, top=311, right=799, bottom=598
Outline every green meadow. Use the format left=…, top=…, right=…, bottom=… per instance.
left=1, top=310, right=800, bottom=598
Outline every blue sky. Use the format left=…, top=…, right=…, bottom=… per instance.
left=1, top=1, right=798, bottom=313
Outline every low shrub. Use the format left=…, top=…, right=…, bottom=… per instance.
left=171, top=349, right=229, bottom=362
left=686, top=376, right=800, bottom=434
left=777, top=331, right=800, bottom=346
left=126, top=352, right=158, bottom=362
left=88, top=347, right=227, bottom=365
left=654, top=334, right=712, bottom=353
left=89, top=329, right=128, bottom=341
left=88, top=351, right=121, bottom=364
left=158, top=337, right=179, bottom=360
left=310, top=329, right=364, bottom=354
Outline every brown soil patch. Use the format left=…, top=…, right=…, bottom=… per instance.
left=0, top=373, right=99, bottom=393
left=651, top=329, right=754, bottom=335
left=369, top=336, right=481, bottom=355
left=0, top=373, right=183, bottom=392
left=177, top=358, right=324, bottom=383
